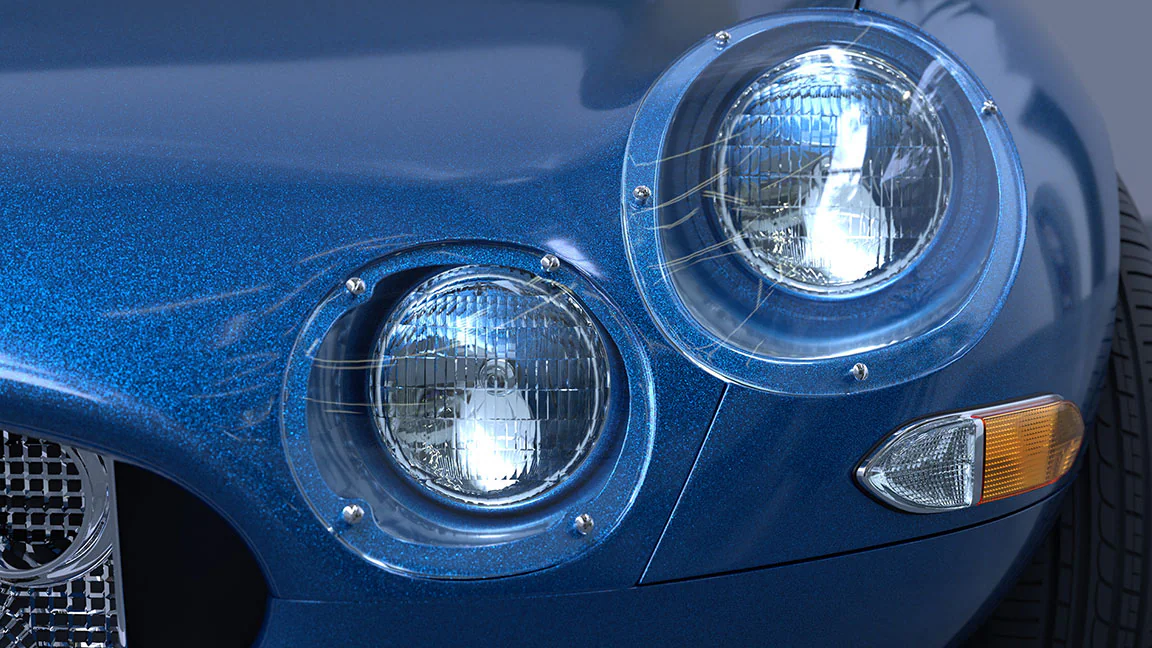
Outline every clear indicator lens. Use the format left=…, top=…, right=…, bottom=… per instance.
left=858, top=417, right=981, bottom=512
left=712, top=47, right=952, bottom=294
left=372, top=266, right=609, bottom=506
left=858, top=398, right=1085, bottom=513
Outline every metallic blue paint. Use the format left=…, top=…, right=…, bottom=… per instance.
left=261, top=488, right=1066, bottom=646
left=0, top=0, right=1115, bottom=644
left=644, top=1, right=1118, bottom=584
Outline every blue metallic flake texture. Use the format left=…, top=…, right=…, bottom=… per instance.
left=261, top=490, right=1066, bottom=647
left=283, top=244, right=655, bottom=578
left=640, top=2, right=1117, bottom=584
left=0, top=0, right=1119, bottom=643
left=622, top=9, right=1027, bottom=395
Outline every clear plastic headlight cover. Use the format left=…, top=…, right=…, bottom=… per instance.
left=372, top=266, right=610, bottom=506
left=712, top=48, right=952, bottom=295
left=857, top=417, right=982, bottom=512
left=623, top=10, right=1027, bottom=393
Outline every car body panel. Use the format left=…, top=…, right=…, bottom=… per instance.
left=640, top=0, right=1118, bottom=583
left=0, top=0, right=1116, bottom=641
left=0, top=0, right=866, bottom=601
left=261, top=489, right=1064, bottom=647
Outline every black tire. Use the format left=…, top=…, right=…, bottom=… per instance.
left=969, top=179, right=1152, bottom=647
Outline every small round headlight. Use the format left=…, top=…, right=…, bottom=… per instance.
left=372, top=266, right=609, bottom=506
left=712, top=48, right=952, bottom=295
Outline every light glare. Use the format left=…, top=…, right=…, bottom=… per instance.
left=372, top=266, right=610, bottom=506
left=712, top=47, right=953, bottom=294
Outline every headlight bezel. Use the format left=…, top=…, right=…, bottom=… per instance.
left=621, top=9, right=1026, bottom=395
left=281, top=244, right=654, bottom=580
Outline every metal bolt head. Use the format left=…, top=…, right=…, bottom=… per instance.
left=344, top=276, right=367, bottom=296
left=342, top=504, right=365, bottom=525
left=850, top=362, right=870, bottom=382
left=573, top=513, right=595, bottom=536
left=982, top=100, right=999, bottom=115
left=540, top=253, right=561, bottom=272
left=713, top=30, right=731, bottom=47
left=632, top=185, right=652, bottom=204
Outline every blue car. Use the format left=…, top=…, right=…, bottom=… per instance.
left=0, top=0, right=1138, bottom=646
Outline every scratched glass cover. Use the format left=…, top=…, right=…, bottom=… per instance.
left=646, top=40, right=970, bottom=368
left=711, top=47, right=952, bottom=296
left=371, top=266, right=610, bottom=506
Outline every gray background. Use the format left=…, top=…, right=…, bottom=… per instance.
left=1023, top=0, right=1152, bottom=214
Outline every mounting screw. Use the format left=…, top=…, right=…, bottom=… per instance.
left=573, top=513, right=595, bottom=536
left=850, top=362, right=870, bottom=382
left=632, top=185, right=652, bottom=204
left=982, top=100, right=999, bottom=115
left=713, top=30, right=731, bottom=47
left=341, top=504, right=365, bottom=525
left=344, top=277, right=367, bottom=296
left=540, top=253, right=561, bottom=272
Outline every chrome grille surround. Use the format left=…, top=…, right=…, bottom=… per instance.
left=0, top=432, right=125, bottom=647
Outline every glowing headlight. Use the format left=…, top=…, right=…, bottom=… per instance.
left=372, top=266, right=609, bottom=506
left=624, top=9, right=1026, bottom=392
left=713, top=48, right=952, bottom=295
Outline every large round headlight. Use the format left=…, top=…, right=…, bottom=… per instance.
left=713, top=48, right=952, bottom=295
left=372, top=266, right=609, bottom=506
left=621, top=10, right=1027, bottom=393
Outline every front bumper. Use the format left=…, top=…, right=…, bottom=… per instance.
left=259, top=488, right=1065, bottom=647
left=0, top=0, right=1118, bottom=642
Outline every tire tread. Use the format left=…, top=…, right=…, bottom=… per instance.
left=970, top=179, right=1152, bottom=647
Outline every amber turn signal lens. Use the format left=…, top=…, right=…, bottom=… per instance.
left=978, top=398, right=1084, bottom=503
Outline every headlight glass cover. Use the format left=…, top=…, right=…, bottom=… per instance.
left=857, top=397, right=1085, bottom=513
left=284, top=245, right=653, bottom=579
left=712, top=48, right=952, bottom=295
left=620, top=10, right=1026, bottom=394
left=372, top=266, right=609, bottom=506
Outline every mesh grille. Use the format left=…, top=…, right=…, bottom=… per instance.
left=0, top=433, right=86, bottom=572
left=0, top=432, right=123, bottom=647
left=0, top=555, right=123, bottom=647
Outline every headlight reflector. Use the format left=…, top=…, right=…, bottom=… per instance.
left=372, top=266, right=609, bottom=506
left=713, top=48, right=952, bottom=294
